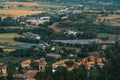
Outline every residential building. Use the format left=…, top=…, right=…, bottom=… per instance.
left=21, top=59, right=31, bottom=68
left=24, top=32, right=40, bottom=40
left=52, top=59, right=75, bottom=71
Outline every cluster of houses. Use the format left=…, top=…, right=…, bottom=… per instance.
left=13, top=58, right=47, bottom=80
left=20, top=16, right=51, bottom=29
left=52, top=55, right=108, bottom=71
left=26, top=17, right=51, bottom=26
left=57, top=5, right=83, bottom=15
left=0, top=52, right=108, bottom=80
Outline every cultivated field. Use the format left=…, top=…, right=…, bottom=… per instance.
left=0, top=10, right=42, bottom=17
left=97, top=14, right=120, bottom=26
left=0, top=33, right=24, bottom=46
left=4, top=2, right=40, bottom=6
left=3, top=2, right=65, bottom=8
left=0, top=2, right=65, bottom=18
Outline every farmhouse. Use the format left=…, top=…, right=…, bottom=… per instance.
left=21, top=59, right=31, bottom=68
left=24, top=32, right=40, bottom=40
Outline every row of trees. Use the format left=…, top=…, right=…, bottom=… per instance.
left=0, top=17, right=20, bottom=26
left=14, top=37, right=40, bottom=43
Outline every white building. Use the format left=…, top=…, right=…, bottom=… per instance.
left=24, top=32, right=40, bottom=40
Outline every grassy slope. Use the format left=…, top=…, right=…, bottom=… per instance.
left=0, top=33, right=24, bottom=46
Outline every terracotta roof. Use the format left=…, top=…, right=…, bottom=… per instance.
left=26, top=78, right=36, bottom=80
left=52, top=59, right=75, bottom=69
left=76, top=62, right=82, bottom=66
left=97, top=58, right=103, bottom=63
left=86, top=62, right=95, bottom=67
left=24, top=70, right=38, bottom=78
left=21, top=59, right=31, bottom=64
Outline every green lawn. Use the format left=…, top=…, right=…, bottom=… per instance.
left=0, top=57, right=26, bottom=64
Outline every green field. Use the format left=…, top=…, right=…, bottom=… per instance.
left=0, top=57, right=26, bottom=63
left=0, top=33, right=24, bottom=46
left=97, top=33, right=120, bottom=40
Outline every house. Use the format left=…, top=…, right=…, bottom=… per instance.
left=64, top=30, right=78, bottom=36
left=13, top=70, right=38, bottom=80
left=23, top=70, right=38, bottom=79
left=26, top=78, right=36, bottom=80
left=52, top=59, right=70, bottom=70
left=52, top=59, right=75, bottom=71
left=88, top=56, right=95, bottom=62
left=81, top=56, right=107, bottom=70
left=40, top=16, right=51, bottom=21
left=85, top=62, right=95, bottom=70
left=97, top=58, right=108, bottom=68
left=21, top=59, right=31, bottom=68
left=57, top=9, right=69, bottom=15
left=101, top=44, right=107, bottom=50
left=0, top=63, right=7, bottom=77
left=46, top=53, right=61, bottom=59
left=24, top=32, right=40, bottom=40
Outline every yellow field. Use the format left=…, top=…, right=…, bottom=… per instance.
left=0, top=33, right=24, bottom=46
left=4, top=2, right=40, bottom=6
left=3, top=2, right=65, bottom=8
left=0, top=2, right=65, bottom=18
left=0, top=10, right=43, bottom=17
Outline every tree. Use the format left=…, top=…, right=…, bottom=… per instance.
left=103, top=42, right=120, bottom=80
left=0, top=48, right=3, bottom=52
